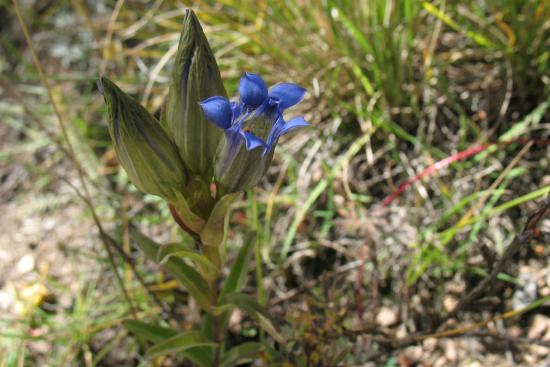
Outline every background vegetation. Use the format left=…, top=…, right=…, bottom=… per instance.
left=1, top=0, right=549, bottom=366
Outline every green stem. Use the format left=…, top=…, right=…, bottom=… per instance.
left=211, top=279, right=222, bottom=367
left=249, top=192, right=265, bottom=341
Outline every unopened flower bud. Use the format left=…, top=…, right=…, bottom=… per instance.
left=164, top=9, right=227, bottom=178
left=99, top=77, right=187, bottom=201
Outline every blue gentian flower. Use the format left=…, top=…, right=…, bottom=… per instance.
left=200, top=72, right=309, bottom=193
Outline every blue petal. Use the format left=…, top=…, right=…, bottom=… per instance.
left=268, top=83, right=306, bottom=110
left=223, top=126, right=244, bottom=155
left=265, top=114, right=284, bottom=150
left=199, top=96, right=232, bottom=129
left=231, top=101, right=244, bottom=120
left=278, top=116, right=309, bottom=136
left=241, top=130, right=266, bottom=151
left=239, top=72, right=268, bottom=108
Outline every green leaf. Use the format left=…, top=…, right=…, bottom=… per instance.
left=181, top=346, right=215, bottom=367
left=222, top=293, right=285, bottom=345
left=130, top=228, right=212, bottom=309
left=146, top=331, right=216, bottom=359
left=200, top=193, right=240, bottom=248
left=205, top=232, right=255, bottom=338
left=123, top=320, right=176, bottom=344
left=129, top=226, right=160, bottom=263
left=157, top=242, right=219, bottom=279
left=210, top=303, right=236, bottom=316
left=221, top=232, right=255, bottom=297
left=173, top=192, right=207, bottom=234
left=220, top=342, right=263, bottom=367
left=162, top=261, right=212, bottom=310
left=422, top=2, right=494, bottom=47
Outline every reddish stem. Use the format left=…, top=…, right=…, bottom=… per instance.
left=168, top=203, right=198, bottom=237
left=381, top=138, right=550, bottom=207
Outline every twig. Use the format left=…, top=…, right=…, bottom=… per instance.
left=362, top=327, right=550, bottom=362
left=442, top=197, right=550, bottom=324
left=12, top=0, right=137, bottom=317
left=99, top=0, right=125, bottom=75
left=442, top=232, right=531, bottom=322
left=102, top=232, right=174, bottom=316
left=464, top=331, right=550, bottom=348
left=350, top=198, right=550, bottom=362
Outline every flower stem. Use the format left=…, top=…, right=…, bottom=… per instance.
left=211, top=279, right=222, bottom=367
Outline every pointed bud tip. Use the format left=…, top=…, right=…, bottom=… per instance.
left=96, top=77, right=104, bottom=95
left=97, top=77, right=120, bottom=99
left=182, top=8, right=201, bottom=30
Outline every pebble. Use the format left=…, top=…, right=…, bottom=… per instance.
left=443, top=295, right=458, bottom=312
left=375, top=306, right=398, bottom=327
left=423, top=337, right=438, bottom=352
left=15, top=254, right=35, bottom=275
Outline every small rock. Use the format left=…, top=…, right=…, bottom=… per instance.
left=508, top=325, right=523, bottom=337
left=43, top=218, right=57, bottom=231
left=443, top=295, right=458, bottom=312
left=530, top=344, right=549, bottom=359
left=433, top=356, right=447, bottom=367
left=397, top=352, right=416, bottom=367
left=396, top=324, right=408, bottom=339
left=541, top=272, right=550, bottom=297
left=528, top=314, right=550, bottom=339
left=229, top=308, right=243, bottom=332
left=513, top=272, right=537, bottom=309
left=376, top=306, right=398, bottom=327
left=423, top=337, right=438, bottom=352
left=16, top=254, right=35, bottom=275
left=524, top=352, right=538, bottom=365
left=444, top=340, right=458, bottom=362
left=0, top=249, right=9, bottom=262
left=0, top=288, right=14, bottom=311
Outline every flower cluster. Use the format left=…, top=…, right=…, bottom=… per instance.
left=200, top=73, right=308, bottom=193
left=99, top=9, right=308, bottom=243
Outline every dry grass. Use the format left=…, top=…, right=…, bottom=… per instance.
left=0, top=0, right=549, bottom=366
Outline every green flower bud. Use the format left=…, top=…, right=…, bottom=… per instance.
left=164, top=9, right=227, bottom=178
left=99, top=77, right=187, bottom=202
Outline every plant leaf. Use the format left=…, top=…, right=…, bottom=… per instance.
left=181, top=346, right=215, bottom=367
left=123, top=320, right=176, bottom=343
left=173, top=191, right=207, bottom=234
left=222, top=292, right=285, bottom=345
left=129, top=226, right=160, bottom=263
left=220, top=342, right=263, bottom=367
left=157, top=242, right=219, bottom=279
left=130, top=228, right=212, bottom=309
left=221, top=232, right=255, bottom=297
left=200, top=193, right=240, bottom=248
left=146, top=331, right=216, bottom=359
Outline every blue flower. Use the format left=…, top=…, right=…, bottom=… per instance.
left=199, top=72, right=309, bottom=192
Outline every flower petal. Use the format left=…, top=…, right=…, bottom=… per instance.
left=231, top=101, right=244, bottom=120
left=199, top=96, right=232, bottom=129
left=278, top=116, right=309, bottom=136
left=239, top=72, right=268, bottom=108
left=241, top=131, right=266, bottom=151
left=268, top=83, right=306, bottom=110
